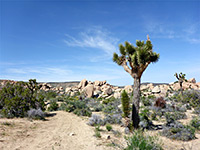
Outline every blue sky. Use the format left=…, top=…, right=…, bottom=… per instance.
left=0, top=0, right=200, bottom=86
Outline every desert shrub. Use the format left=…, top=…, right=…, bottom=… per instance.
left=65, top=104, right=76, bottom=112
left=161, top=121, right=195, bottom=141
left=121, top=90, right=130, bottom=117
left=87, top=99, right=104, bottom=112
left=154, top=97, right=166, bottom=108
left=73, top=108, right=91, bottom=117
left=193, top=107, right=200, bottom=114
left=190, top=116, right=200, bottom=130
left=48, top=100, right=59, bottom=111
left=0, top=79, right=45, bottom=118
left=60, top=99, right=92, bottom=117
left=106, top=124, right=112, bottom=131
left=43, top=90, right=58, bottom=100
left=102, top=105, right=116, bottom=114
left=27, top=108, right=45, bottom=120
left=102, top=96, right=116, bottom=104
left=141, top=96, right=153, bottom=107
left=177, top=104, right=187, bottom=112
left=58, top=102, right=68, bottom=111
left=150, top=110, right=158, bottom=121
left=139, top=107, right=154, bottom=129
left=172, top=90, right=200, bottom=108
left=102, top=99, right=122, bottom=115
left=103, top=114, right=122, bottom=124
left=164, top=111, right=187, bottom=125
left=88, top=114, right=104, bottom=126
left=94, top=129, right=101, bottom=138
left=92, top=104, right=104, bottom=112
left=164, top=104, right=174, bottom=112
left=125, top=129, right=163, bottom=150
left=149, top=106, right=164, bottom=118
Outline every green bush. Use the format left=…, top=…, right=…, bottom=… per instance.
left=106, top=124, right=112, bottom=131
left=73, top=108, right=91, bottom=117
left=94, top=130, right=101, bottom=138
left=141, top=95, right=155, bottom=106
left=162, top=121, right=195, bottom=141
left=44, top=91, right=58, bottom=100
left=139, top=107, right=154, bottom=129
left=164, top=111, right=187, bottom=125
left=125, top=129, right=163, bottom=150
left=102, top=97, right=115, bottom=104
left=121, top=90, right=130, bottom=117
left=59, top=99, right=92, bottom=117
left=48, top=100, right=59, bottom=111
left=190, top=116, right=200, bottom=130
left=0, top=79, right=45, bottom=118
left=193, top=107, right=200, bottom=114
left=102, top=105, right=116, bottom=114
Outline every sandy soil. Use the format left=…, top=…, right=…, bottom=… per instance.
left=0, top=111, right=112, bottom=150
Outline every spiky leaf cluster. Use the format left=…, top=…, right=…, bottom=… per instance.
left=174, top=72, right=186, bottom=82
left=113, top=39, right=159, bottom=74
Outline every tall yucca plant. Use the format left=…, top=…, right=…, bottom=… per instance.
left=113, top=35, right=159, bottom=128
left=121, top=90, right=130, bottom=118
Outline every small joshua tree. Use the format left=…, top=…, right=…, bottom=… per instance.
left=121, top=90, right=130, bottom=118
left=174, top=72, right=187, bottom=96
left=113, top=35, right=159, bottom=128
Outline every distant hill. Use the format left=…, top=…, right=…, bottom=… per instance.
left=45, top=81, right=79, bottom=89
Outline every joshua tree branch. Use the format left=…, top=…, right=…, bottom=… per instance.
left=122, top=61, right=133, bottom=76
left=138, top=61, right=150, bottom=77
left=129, top=59, right=135, bottom=71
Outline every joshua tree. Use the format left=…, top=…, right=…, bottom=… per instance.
left=113, top=35, right=159, bottom=128
left=174, top=72, right=187, bottom=96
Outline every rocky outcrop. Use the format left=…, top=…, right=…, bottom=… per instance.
left=152, top=86, right=161, bottom=93
left=124, top=85, right=133, bottom=93
left=63, top=78, right=200, bottom=98
left=78, top=79, right=88, bottom=89
left=188, top=78, right=196, bottom=83
left=82, top=84, right=94, bottom=98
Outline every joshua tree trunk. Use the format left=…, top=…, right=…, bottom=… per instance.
left=180, top=81, right=183, bottom=96
left=132, top=77, right=141, bottom=129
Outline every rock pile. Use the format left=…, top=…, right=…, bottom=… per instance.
left=64, top=78, right=200, bottom=98
left=65, top=79, right=122, bottom=99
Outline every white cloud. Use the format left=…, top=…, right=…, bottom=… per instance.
left=64, top=27, right=119, bottom=58
left=5, top=67, right=72, bottom=76
left=144, top=18, right=200, bottom=44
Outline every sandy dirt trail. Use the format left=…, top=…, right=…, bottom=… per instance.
left=0, top=111, right=111, bottom=150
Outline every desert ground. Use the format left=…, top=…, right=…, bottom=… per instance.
left=0, top=110, right=200, bottom=150
left=0, top=111, right=114, bottom=150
